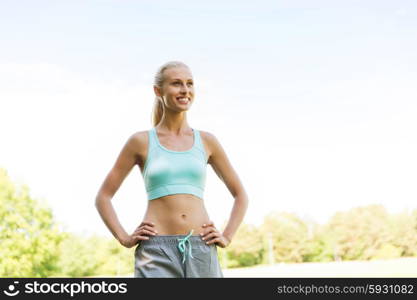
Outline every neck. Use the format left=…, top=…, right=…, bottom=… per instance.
left=158, top=111, right=190, bottom=134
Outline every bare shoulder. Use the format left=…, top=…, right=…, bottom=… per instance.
left=199, top=130, right=224, bottom=163
left=199, top=130, right=220, bottom=145
left=126, top=130, right=149, bottom=164
left=129, top=130, right=148, bottom=146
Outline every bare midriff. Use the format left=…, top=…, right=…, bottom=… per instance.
left=142, top=194, right=211, bottom=235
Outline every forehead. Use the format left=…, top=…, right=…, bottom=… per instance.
left=163, top=67, right=193, bottom=80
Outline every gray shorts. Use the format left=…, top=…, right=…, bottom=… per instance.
left=134, top=234, right=223, bottom=278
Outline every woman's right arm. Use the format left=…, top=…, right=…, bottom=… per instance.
left=95, top=132, right=156, bottom=248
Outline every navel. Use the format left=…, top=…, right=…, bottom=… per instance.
left=181, top=214, right=187, bottom=219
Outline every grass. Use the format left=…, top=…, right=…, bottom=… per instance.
left=222, top=257, right=417, bottom=278
left=103, top=257, right=417, bottom=278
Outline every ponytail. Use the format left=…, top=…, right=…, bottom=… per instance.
left=151, top=97, right=164, bottom=127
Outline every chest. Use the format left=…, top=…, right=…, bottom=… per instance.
left=158, top=134, right=195, bottom=152
left=137, top=133, right=210, bottom=171
left=144, top=152, right=206, bottom=183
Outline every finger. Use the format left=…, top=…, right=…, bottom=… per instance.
left=202, top=232, right=219, bottom=241
left=139, top=221, right=155, bottom=228
left=202, top=224, right=217, bottom=232
left=133, top=229, right=155, bottom=237
left=140, top=221, right=155, bottom=227
left=202, top=221, right=214, bottom=227
left=200, top=227, right=216, bottom=237
left=206, top=237, right=220, bottom=245
left=140, top=229, right=157, bottom=236
left=138, top=225, right=158, bottom=233
left=134, top=235, right=150, bottom=241
left=134, top=225, right=157, bottom=234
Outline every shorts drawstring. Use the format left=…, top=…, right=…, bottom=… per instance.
left=177, top=229, right=194, bottom=264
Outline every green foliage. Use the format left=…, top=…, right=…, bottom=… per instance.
left=225, top=205, right=417, bottom=267
left=302, top=228, right=337, bottom=263
left=0, top=168, right=136, bottom=277
left=388, top=211, right=417, bottom=257
left=259, top=212, right=309, bottom=263
left=372, top=244, right=403, bottom=260
left=326, top=205, right=417, bottom=260
left=222, top=223, right=264, bottom=268
left=52, top=233, right=134, bottom=277
left=0, top=169, right=65, bottom=277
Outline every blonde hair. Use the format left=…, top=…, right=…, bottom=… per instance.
left=151, top=61, right=190, bottom=126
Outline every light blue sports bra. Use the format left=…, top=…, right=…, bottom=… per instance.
left=142, top=127, right=208, bottom=200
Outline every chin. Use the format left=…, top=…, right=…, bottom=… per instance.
left=178, top=103, right=193, bottom=111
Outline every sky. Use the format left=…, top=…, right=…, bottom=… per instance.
left=1, top=0, right=416, bottom=237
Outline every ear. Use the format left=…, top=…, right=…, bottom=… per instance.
left=153, top=85, right=162, bottom=98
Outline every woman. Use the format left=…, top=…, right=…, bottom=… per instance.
left=95, top=61, right=249, bottom=278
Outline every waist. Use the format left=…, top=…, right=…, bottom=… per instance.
left=143, top=194, right=210, bottom=235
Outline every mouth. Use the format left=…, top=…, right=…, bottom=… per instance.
left=176, top=97, right=190, bottom=104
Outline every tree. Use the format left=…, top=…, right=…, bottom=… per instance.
left=53, top=233, right=135, bottom=277
left=221, top=223, right=264, bottom=268
left=0, top=168, right=65, bottom=277
left=260, top=211, right=309, bottom=263
left=387, top=210, right=417, bottom=257
left=325, top=205, right=392, bottom=260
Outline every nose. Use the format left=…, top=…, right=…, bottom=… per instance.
left=180, top=83, right=192, bottom=95
left=180, top=85, right=189, bottom=94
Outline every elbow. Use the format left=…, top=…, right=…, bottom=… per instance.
left=95, top=192, right=111, bottom=209
left=234, top=189, right=249, bottom=206
left=95, top=197, right=100, bottom=209
left=95, top=196, right=102, bottom=210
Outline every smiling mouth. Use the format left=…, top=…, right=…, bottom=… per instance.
left=177, top=97, right=190, bottom=104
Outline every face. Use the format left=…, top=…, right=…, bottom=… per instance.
left=154, top=67, right=194, bottom=112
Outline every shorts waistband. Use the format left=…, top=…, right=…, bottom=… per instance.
left=140, top=234, right=205, bottom=245
left=138, top=230, right=202, bottom=264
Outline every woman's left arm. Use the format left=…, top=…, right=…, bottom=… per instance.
left=202, top=132, right=249, bottom=247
